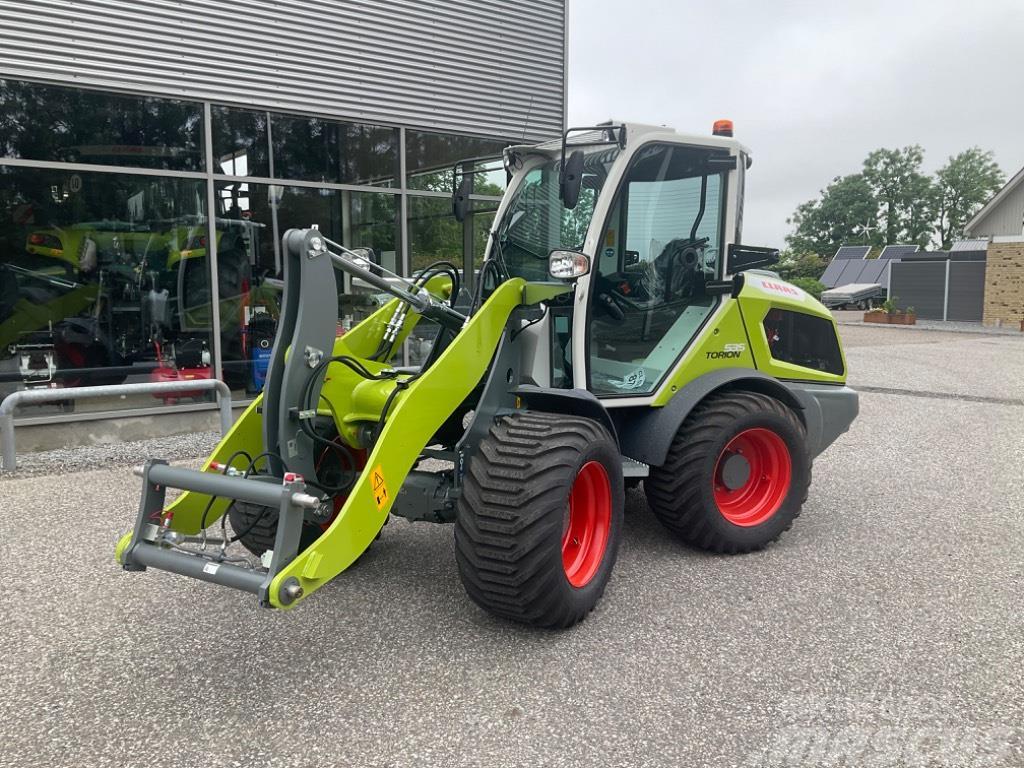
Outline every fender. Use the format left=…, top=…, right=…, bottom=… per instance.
left=612, top=369, right=825, bottom=468
left=511, top=385, right=619, bottom=447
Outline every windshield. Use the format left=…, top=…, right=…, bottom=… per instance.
left=493, top=147, right=619, bottom=280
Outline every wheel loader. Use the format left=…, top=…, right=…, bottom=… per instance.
left=116, top=121, right=858, bottom=628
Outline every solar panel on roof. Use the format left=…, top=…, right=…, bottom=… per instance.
left=834, top=245, right=871, bottom=260
left=878, top=244, right=919, bottom=260
left=951, top=239, right=988, bottom=252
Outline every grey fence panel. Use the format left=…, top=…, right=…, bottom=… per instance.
left=889, top=261, right=946, bottom=319
left=947, top=262, right=986, bottom=322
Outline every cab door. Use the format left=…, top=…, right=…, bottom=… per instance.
left=585, top=143, right=732, bottom=396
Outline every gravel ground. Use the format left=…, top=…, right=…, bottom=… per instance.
left=840, top=323, right=1024, bottom=402
left=0, top=324, right=1021, bottom=768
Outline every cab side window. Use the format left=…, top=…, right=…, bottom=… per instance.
left=588, top=144, right=728, bottom=396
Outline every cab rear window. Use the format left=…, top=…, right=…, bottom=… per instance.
left=763, top=309, right=844, bottom=375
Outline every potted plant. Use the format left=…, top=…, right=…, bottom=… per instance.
left=864, top=297, right=917, bottom=325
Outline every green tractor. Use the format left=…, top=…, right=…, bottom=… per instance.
left=116, top=122, right=857, bottom=628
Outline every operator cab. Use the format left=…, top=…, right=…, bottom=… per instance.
left=485, top=122, right=749, bottom=400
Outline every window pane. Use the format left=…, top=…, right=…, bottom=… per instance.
left=589, top=144, right=728, bottom=396
left=407, top=196, right=463, bottom=273
left=271, top=114, right=396, bottom=186
left=0, top=79, right=204, bottom=171
left=405, top=130, right=509, bottom=193
left=212, top=182, right=398, bottom=392
left=406, top=196, right=493, bottom=366
left=211, top=106, right=271, bottom=178
left=497, top=149, right=619, bottom=282
left=764, top=308, right=844, bottom=375
left=0, top=167, right=213, bottom=411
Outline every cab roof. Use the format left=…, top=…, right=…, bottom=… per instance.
left=509, top=121, right=751, bottom=159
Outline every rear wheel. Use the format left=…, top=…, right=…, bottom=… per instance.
left=455, top=411, right=624, bottom=628
left=645, top=391, right=809, bottom=553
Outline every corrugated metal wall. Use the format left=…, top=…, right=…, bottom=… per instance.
left=0, top=0, right=566, bottom=141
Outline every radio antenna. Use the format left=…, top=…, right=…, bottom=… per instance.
left=521, top=95, right=535, bottom=142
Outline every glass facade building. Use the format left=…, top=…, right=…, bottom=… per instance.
left=0, top=77, right=516, bottom=417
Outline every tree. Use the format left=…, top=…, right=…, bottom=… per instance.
left=789, top=277, right=826, bottom=300
left=861, top=146, right=935, bottom=248
left=934, top=148, right=1004, bottom=249
left=775, top=250, right=829, bottom=281
left=786, top=144, right=1006, bottom=259
left=786, top=173, right=879, bottom=257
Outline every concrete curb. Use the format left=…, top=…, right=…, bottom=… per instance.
left=835, top=319, right=1023, bottom=337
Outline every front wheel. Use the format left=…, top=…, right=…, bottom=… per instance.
left=645, top=391, right=810, bottom=553
left=454, top=411, right=624, bottom=629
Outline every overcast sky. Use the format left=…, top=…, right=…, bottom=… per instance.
left=567, top=0, right=1024, bottom=248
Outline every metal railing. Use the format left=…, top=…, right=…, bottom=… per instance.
left=0, top=379, right=234, bottom=472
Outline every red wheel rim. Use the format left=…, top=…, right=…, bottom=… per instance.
left=57, top=344, right=86, bottom=388
left=713, top=428, right=791, bottom=527
left=562, top=461, right=612, bottom=588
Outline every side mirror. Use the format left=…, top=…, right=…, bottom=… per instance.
left=549, top=249, right=590, bottom=280
left=559, top=150, right=585, bottom=210
left=452, top=173, right=473, bottom=223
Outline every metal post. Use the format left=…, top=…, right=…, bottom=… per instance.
left=0, top=379, right=233, bottom=472
left=1, top=411, right=14, bottom=472
left=203, top=102, right=225, bottom=383
left=266, top=110, right=282, bottom=276
left=341, top=189, right=353, bottom=297
left=943, top=258, right=950, bottom=321
left=398, top=127, right=411, bottom=367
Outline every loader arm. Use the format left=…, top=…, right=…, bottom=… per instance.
left=267, top=276, right=526, bottom=608
left=115, top=256, right=528, bottom=609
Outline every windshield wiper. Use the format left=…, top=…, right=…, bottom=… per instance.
left=502, top=233, right=547, bottom=260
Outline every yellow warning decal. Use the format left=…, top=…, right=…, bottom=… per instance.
left=371, top=464, right=389, bottom=511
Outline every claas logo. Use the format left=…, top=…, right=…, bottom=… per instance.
left=761, top=280, right=800, bottom=296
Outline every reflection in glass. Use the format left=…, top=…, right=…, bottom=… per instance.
left=405, top=130, right=509, bottom=193
left=211, top=106, right=271, bottom=178
left=0, top=78, right=204, bottom=171
left=212, top=182, right=398, bottom=390
left=271, top=114, right=396, bottom=186
left=0, top=167, right=216, bottom=407
left=405, top=196, right=495, bottom=366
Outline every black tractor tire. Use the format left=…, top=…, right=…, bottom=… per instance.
left=645, top=391, right=810, bottom=554
left=454, top=411, right=624, bottom=629
left=228, top=500, right=384, bottom=559
left=227, top=500, right=321, bottom=557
